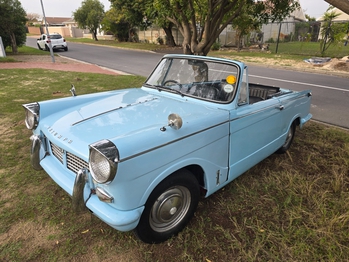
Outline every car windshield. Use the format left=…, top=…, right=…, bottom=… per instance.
left=49, top=34, right=62, bottom=39
left=145, top=57, right=240, bottom=103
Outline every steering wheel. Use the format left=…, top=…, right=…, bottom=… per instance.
left=163, top=80, right=182, bottom=89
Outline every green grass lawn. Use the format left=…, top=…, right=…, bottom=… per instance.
left=0, top=68, right=348, bottom=261
left=66, top=37, right=162, bottom=51
left=268, top=41, right=349, bottom=58
left=65, top=37, right=348, bottom=58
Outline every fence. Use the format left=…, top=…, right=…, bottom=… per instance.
left=136, top=25, right=184, bottom=45
left=138, top=20, right=348, bottom=57
left=259, top=20, right=349, bottom=56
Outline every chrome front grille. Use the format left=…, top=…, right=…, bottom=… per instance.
left=50, top=142, right=64, bottom=163
left=67, top=152, right=89, bottom=174
left=49, top=141, right=89, bottom=175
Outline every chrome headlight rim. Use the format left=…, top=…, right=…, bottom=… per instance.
left=23, top=102, right=40, bottom=130
left=89, top=139, right=119, bottom=184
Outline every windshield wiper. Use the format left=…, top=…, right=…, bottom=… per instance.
left=147, top=84, right=185, bottom=97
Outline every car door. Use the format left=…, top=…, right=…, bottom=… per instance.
left=38, top=35, right=45, bottom=49
left=227, top=67, right=286, bottom=181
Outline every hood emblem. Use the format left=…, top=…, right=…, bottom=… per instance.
left=48, top=127, right=73, bottom=144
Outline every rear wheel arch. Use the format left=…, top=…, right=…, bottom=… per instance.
left=276, top=118, right=299, bottom=154
left=294, top=117, right=301, bottom=127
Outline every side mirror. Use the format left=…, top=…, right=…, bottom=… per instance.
left=160, top=113, right=183, bottom=132
left=168, top=113, right=183, bottom=130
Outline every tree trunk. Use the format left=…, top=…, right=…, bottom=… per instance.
left=93, top=30, right=98, bottom=41
left=162, top=24, right=176, bottom=47
left=10, top=32, right=18, bottom=54
left=181, top=25, right=194, bottom=54
left=325, top=0, right=349, bottom=15
left=237, top=31, right=242, bottom=51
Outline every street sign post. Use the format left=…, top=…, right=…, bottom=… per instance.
left=0, top=36, right=6, bottom=57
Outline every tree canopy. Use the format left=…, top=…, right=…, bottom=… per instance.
left=73, top=0, right=105, bottom=41
left=26, top=13, right=41, bottom=26
left=149, top=0, right=299, bottom=55
left=106, top=0, right=145, bottom=42
left=0, top=0, right=27, bottom=53
left=109, top=0, right=177, bottom=45
left=320, top=8, right=348, bottom=55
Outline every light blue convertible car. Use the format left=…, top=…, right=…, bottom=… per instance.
left=23, top=54, right=312, bottom=243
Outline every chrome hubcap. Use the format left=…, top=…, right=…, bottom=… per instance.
left=150, top=186, right=191, bottom=232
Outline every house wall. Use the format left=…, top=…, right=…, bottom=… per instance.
left=262, top=17, right=297, bottom=42
left=138, top=26, right=166, bottom=43
left=42, top=27, right=71, bottom=37
left=137, top=26, right=184, bottom=45
left=70, top=27, right=86, bottom=38
left=219, top=24, right=238, bottom=47
left=27, top=26, right=42, bottom=35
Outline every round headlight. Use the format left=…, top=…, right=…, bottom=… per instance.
left=23, top=103, right=39, bottom=130
left=25, top=110, right=36, bottom=129
left=89, top=140, right=119, bottom=184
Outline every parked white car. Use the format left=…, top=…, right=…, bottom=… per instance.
left=37, top=33, right=68, bottom=51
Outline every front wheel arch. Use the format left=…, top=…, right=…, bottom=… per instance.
left=134, top=169, right=200, bottom=243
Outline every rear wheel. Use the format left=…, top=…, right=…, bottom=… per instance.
left=135, top=169, right=200, bottom=243
left=64, top=46, right=68, bottom=51
left=44, top=45, right=49, bottom=51
left=276, top=122, right=296, bottom=154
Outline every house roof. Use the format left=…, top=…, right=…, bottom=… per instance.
left=42, top=17, right=72, bottom=25
left=292, top=0, right=306, bottom=21
left=62, top=18, right=77, bottom=24
left=317, top=8, right=349, bottom=21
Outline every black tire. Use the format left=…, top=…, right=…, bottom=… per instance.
left=276, top=122, right=296, bottom=154
left=64, top=46, right=68, bottom=51
left=44, top=45, right=49, bottom=51
left=135, top=169, right=200, bottom=243
left=37, top=43, right=42, bottom=50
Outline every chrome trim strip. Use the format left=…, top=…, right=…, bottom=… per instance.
left=119, top=102, right=286, bottom=162
left=230, top=104, right=279, bottom=121
left=71, top=98, right=158, bottom=126
left=120, top=120, right=229, bottom=162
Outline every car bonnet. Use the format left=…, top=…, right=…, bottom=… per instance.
left=40, top=88, right=229, bottom=160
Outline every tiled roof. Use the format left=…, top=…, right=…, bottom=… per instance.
left=42, top=17, right=72, bottom=25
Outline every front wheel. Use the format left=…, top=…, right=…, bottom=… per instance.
left=135, top=169, right=200, bottom=243
left=276, top=122, right=296, bottom=154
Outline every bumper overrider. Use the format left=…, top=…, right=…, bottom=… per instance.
left=29, top=134, right=144, bottom=232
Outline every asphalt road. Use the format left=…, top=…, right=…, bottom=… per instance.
left=26, top=37, right=349, bottom=129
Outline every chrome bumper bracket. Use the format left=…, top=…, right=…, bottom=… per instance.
left=72, top=168, right=88, bottom=213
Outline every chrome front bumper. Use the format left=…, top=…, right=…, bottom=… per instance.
left=30, top=134, right=144, bottom=231
left=30, top=135, right=43, bottom=170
